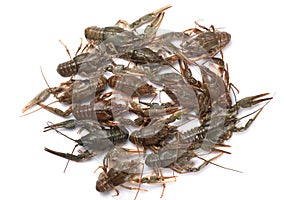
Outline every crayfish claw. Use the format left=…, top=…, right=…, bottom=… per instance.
left=153, top=5, right=172, bottom=15
left=237, top=93, right=272, bottom=108
left=44, top=147, right=93, bottom=162
left=129, top=5, right=171, bottom=31
left=43, top=119, right=76, bottom=132
left=22, top=89, right=50, bottom=113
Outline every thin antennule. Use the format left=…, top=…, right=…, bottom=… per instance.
left=63, top=145, right=77, bottom=173
left=236, top=98, right=272, bottom=123
left=133, top=161, right=144, bottom=200
left=196, top=153, right=242, bottom=173
left=59, top=40, right=72, bottom=60
left=59, top=38, right=85, bottom=58
left=45, top=121, right=78, bottom=142
left=45, top=121, right=81, bottom=173
left=40, top=66, right=52, bottom=90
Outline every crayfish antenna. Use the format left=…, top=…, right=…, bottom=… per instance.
left=197, top=153, right=242, bottom=173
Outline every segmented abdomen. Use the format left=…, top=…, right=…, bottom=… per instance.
left=73, top=103, right=96, bottom=120
left=57, top=60, right=78, bottom=77
left=179, top=126, right=207, bottom=144
left=85, top=26, right=104, bottom=42
left=195, top=31, right=231, bottom=54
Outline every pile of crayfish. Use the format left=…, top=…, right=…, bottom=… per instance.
left=22, top=5, right=272, bottom=199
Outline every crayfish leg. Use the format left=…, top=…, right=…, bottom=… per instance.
left=120, top=184, right=147, bottom=192
left=38, top=103, right=72, bottom=117
left=111, top=187, right=120, bottom=197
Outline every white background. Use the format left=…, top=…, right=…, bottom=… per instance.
left=1, top=0, right=299, bottom=199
